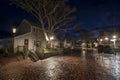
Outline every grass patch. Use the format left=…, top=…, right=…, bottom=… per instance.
left=43, top=48, right=62, bottom=53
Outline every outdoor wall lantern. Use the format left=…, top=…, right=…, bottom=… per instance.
left=13, top=28, right=16, bottom=34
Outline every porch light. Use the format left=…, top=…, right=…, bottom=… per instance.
left=13, top=28, right=16, bottom=34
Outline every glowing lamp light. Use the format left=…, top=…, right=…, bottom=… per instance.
left=100, top=39, right=103, bottom=41
left=110, top=39, right=116, bottom=42
left=13, top=28, right=16, bottom=34
left=50, top=36, right=54, bottom=40
left=113, top=35, right=116, bottom=39
left=105, top=37, right=109, bottom=40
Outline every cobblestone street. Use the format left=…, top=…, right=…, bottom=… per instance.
left=0, top=51, right=119, bottom=80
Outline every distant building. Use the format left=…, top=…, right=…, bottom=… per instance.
left=98, top=31, right=120, bottom=48
left=63, top=39, right=72, bottom=48
left=14, top=19, right=47, bottom=53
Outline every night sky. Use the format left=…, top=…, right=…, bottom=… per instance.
left=0, top=0, right=120, bottom=37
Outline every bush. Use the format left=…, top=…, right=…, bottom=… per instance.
left=15, top=51, right=25, bottom=58
left=97, top=45, right=104, bottom=53
left=71, top=48, right=81, bottom=54
left=2, top=48, right=11, bottom=57
left=1, top=48, right=22, bottom=57
left=97, top=45, right=113, bottom=54
left=63, top=48, right=72, bottom=54
left=103, top=45, right=113, bottom=54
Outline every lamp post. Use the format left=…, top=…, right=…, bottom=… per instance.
left=12, top=28, right=16, bottom=53
left=112, top=35, right=117, bottom=48
left=110, top=35, right=117, bottom=56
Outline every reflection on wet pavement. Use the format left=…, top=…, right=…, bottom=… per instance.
left=97, top=53, right=120, bottom=80
left=0, top=50, right=119, bottom=80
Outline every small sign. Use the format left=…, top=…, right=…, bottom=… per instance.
left=24, top=39, right=29, bottom=49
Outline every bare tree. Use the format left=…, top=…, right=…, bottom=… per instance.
left=11, top=0, right=76, bottom=43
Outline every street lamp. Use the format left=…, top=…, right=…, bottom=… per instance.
left=113, top=35, right=117, bottom=39
left=100, top=39, right=103, bottom=42
left=12, top=27, right=16, bottom=53
left=112, top=35, right=117, bottom=48
left=105, top=37, right=109, bottom=41
left=13, top=28, right=16, bottom=34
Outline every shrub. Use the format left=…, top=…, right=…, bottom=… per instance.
left=1, top=47, right=22, bottom=57
left=71, top=48, right=81, bottom=54
left=15, top=51, right=25, bottom=58
left=2, top=48, right=12, bottom=56
left=98, top=45, right=113, bottom=54
left=97, top=45, right=104, bottom=53
left=103, top=45, right=113, bottom=54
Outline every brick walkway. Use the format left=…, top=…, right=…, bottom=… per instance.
left=94, top=52, right=120, bottom=80
left=0, top=51, right=118, bottom=80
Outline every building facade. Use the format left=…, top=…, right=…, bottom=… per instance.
left=14, top=19, right=46, bottom=52
left=0, top=19, right=60, bottom=53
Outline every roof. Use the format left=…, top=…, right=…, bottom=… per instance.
left=0, top=19, right=41, bottom=39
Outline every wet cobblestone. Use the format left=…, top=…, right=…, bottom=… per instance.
left=0, top=52, right=117, bottom=80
